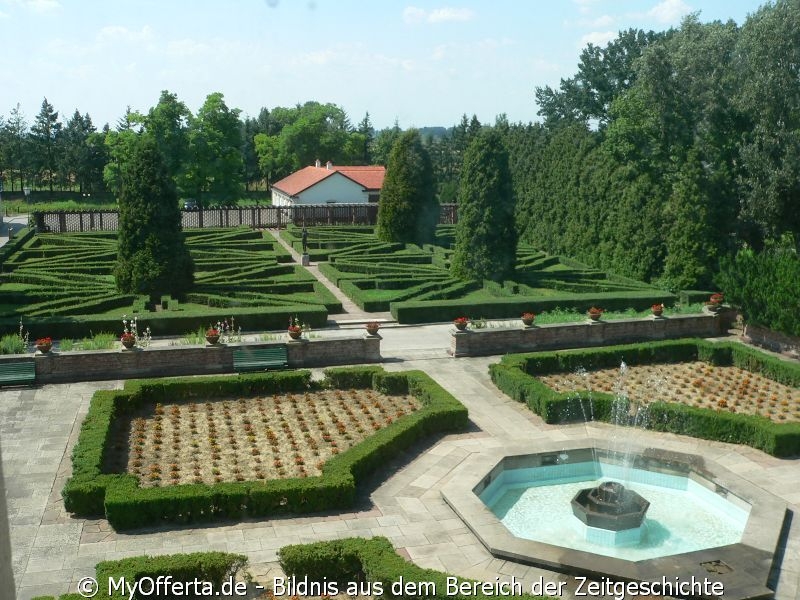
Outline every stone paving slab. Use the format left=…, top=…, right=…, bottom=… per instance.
left=3, top=354, right=800, bottom=599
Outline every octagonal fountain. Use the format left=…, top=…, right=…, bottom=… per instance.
left=441, top=441, right=787, bottom=599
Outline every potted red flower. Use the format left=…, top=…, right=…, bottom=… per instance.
left=651, top=303, right=664, bottom=317
left=120, top=332, right=136, bottom=349
left=706, top=293, right=724, bottom=313
left=35, top=337, right=53, bottom=353
left=205, top=327, right=220, bottom=345
left=365, top=321, right=381, bottom=336
left=453, top=317, right=469, bottom=331
left=588, top=307, right=604, bottom=321
left=287, top=316, right=303, bottom=340
left=521, top=312, right=535, bottom=327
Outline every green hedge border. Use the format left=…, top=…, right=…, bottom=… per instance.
left=279, top=536, right=553, bottom=600
left=391, top=290, right=678, bottom=324
left=30, top=551, right=247, bottom=600
left=489, top=339, right=800, bottom=457
left=62, top=367, right=469, bottom=530
left=0, top=305, right=329, bottom=339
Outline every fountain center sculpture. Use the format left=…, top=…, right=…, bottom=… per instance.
left=571, top=481, right=650, bottom=532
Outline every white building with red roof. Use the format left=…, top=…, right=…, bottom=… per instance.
left=270, top=160, right=385, bottom=206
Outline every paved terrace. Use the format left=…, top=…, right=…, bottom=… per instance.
left=2, top=326, right=800, bottom=600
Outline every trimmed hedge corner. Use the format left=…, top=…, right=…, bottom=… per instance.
left=63, top=367, right=468, bottom=530
left=28, top=551, right=247, bottom=600
left=490, top=339, right=800, bottom=457
left=279, top=536, right=554, bottom=600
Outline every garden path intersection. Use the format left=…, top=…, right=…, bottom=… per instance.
left=2, top=330, right=800, bottom=600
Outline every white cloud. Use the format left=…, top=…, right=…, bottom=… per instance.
left=588, top=14, right=614, bottom=28
left=166, top=39, right=210, bottom=58
left=573, top=0, right=600, bottom=15
left=0, top=10, right=8, bottom=18
left=402, top=6, right=425, bottom=23
left=648, top=0, right=691, bottom=24
left=17, top=0, right=60, bottom=13
left=403, top=5, right=475, bottom=24
left=579, top=31, right=616, bottom=48
left=428, top=7, right=474, bottom=23
left=96, top=25, right=154, bottom=44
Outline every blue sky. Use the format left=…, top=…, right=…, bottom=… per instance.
left=2, top=0, right=765, bottom=130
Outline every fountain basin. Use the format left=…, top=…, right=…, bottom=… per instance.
left=441, top=440, right=787, bottom=600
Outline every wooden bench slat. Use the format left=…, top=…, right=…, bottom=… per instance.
left=0, top=361, right=36, bottom=386
left=233, top=346, right=288, bottom=373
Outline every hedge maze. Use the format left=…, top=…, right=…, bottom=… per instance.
left=283, top=225, right=673, bottom=323
left=0, top=229, right=339, bottom=336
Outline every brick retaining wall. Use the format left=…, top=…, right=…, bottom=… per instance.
left=450, top=314, right=723, bottom=357
left=26, top=336, right=381, bottom=384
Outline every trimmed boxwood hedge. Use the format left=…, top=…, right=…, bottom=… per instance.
left=391, top=290, right=678, bottom=324
left=489, top=339, right=800, bottom=457
left=30, top=551, right=247, bottom=600
left=279, top=536, right=553, bottom=600
left=0, top=305, right=329, bottom=339
left=63, top=366, right=468, bottom=530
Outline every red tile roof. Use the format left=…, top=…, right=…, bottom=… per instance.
left=272, top=165, right=385, bottom=197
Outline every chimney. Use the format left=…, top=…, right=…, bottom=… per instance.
left=326, top=160, right=333, bottom=170
left=315, top=159, right=321, bottom=168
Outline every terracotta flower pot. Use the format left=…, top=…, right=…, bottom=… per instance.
left=366, top=325, right=380, bottom=336
left=205, top=334, right=220, bottom=345
left=288, top=329, right=302, bottom=340
left=522, top=316, right=535, bottom=327
left=36, top=343, right=52, bottom=354
left=588, top=312, right=601, bottom=321
left=121, top=336, right=136, bottom=349
left=652, top=308, right=664, bottom=317
left=454, top=322, right=468, bottom=331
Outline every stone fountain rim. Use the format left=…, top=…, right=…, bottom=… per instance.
left=440, top=438, right=786, bottom=599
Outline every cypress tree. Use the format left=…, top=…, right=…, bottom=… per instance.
left=114, top=135, right=194, bottom=299
left=451, top=129, right=517, bottom=281
left=376, top=129, right=438, bottom=245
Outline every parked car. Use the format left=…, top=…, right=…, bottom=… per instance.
left=183, top=199, right=198, bottom=210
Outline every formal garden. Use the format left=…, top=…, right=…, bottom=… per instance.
left=282, top=224, right=687, bottom=324
left=0, top=227, right=337, bottom=339
left=62, top=366, right=468, bottom=530
left=490, top=339, right=800, bottom=456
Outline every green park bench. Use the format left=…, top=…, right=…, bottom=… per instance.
left=233, top=346, right=289, bottom=373
left=0, top=360, right=36, bottom=387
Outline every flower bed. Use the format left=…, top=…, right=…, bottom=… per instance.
left=105, top=389, right=422, bottom=486
left=489, top=339, right=800, bottom=457
left=62, top=366, right=468, bottom=530
left=540, top=362, right=800, bottom=423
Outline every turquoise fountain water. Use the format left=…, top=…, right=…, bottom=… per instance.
left=479, top=457, right=750, bottom=561
left=479, top=361, right=750, bottom=561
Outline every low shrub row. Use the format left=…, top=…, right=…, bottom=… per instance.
left=1, top=305, right=329, bottom=339
left=392, top=290, right=678, bottom=324
left=63, top=367, right=468, bottom=530
left=30, top=551, right=248, bottom=600
left=279, top=536, right=552, bottom=600
left=489, top=339, right=800, bottom=457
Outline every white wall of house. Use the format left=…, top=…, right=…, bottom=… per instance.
left=271, top=188, right=293, bottom=206
left=273, top=173, right=370, bottom=206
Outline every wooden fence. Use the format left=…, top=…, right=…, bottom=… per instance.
left=32, top=203, right=458, bottom=233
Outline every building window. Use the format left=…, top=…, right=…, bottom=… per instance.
left=368, top=194, right=380, bottom=203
